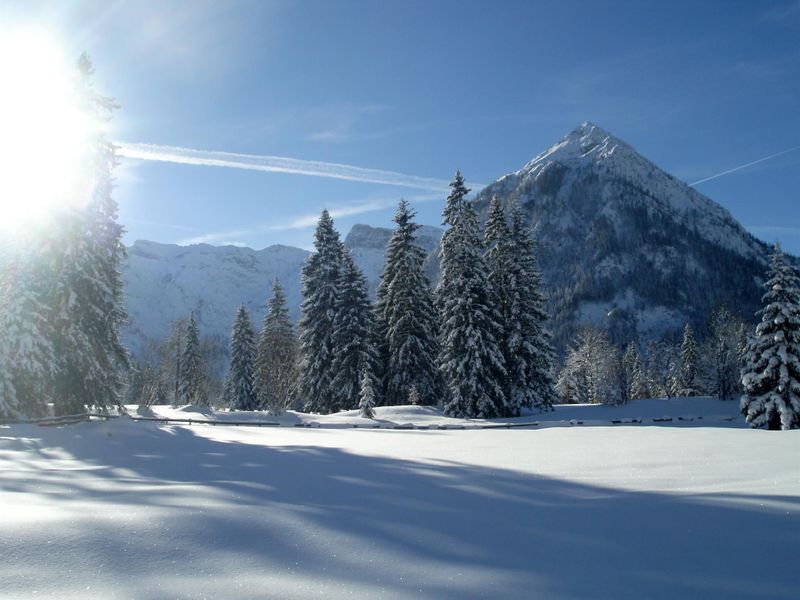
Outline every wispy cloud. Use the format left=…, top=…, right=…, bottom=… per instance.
left=176, top=193, right=441, bottom=246
left=690, top=145, right=800, bottom=186
left=116, top=142, right=477, bottom=192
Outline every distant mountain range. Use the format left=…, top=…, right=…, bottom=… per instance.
left=121, top=122, right=787, bottom=358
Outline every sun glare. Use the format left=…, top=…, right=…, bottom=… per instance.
left=0, top=29, right=93, bottom=232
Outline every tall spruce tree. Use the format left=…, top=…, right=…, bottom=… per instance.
left=330, top=249, right=378, bottom=412
left=50, top=54, right=128, bottom=415
left=437, top=172, right=507, bottom=418
left=0, top=243, right=54, bottom=418
left=298, top=210, right=344, bottom=413
left=374, top=199, right=441, bottom=406
left=624, top=343, right=648, bottom=400
left=741, top=246, right=800, bottom=430
left=679, top=323, right=699, bottom=396
left=486, top=198, right=556, bottom=415
left=179, top=312, right=208, bottom=406
left=255, top=279, right=298, bottom=415
left=704, top=306, right=748, bottom=400
left=227, top=305, right=258, bottom=410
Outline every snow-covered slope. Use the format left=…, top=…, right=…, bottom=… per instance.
left=122, top=226, right=443, bottom=356
left=123, top=240, right=310, bottom=354
left=473, top=122, right=775, bottom=348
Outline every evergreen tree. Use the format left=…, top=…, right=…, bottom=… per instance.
left=679, top=323, right=699, bottom=396
left=622, top=343, right=638, bottom=402
left=330, top=249, right=378, bottom=411
left=298, top=210, right=344, bottom=413
left=179, top=312, right=208, bottom=406
left=437, top=173, right=507, bottom=418
left=50, top=55, right=128, bottom=415
left=702, top=306, right=748, bottom=400
left=358, top=368, right=376, bottom=419
left=163, top=317, right=188, bottom=406
left=626, top=343, right=649, bottom=400
left=374, top=199, right=441, bottom=406
left=227, top=305, right=258, bottom=410
left=255, top=279, right=298, bottom=415
left=741, top=246, right=800, bottom=430
left=0, top=243, right=54, bottom=418
left=502, top=199, right=557, bottom=413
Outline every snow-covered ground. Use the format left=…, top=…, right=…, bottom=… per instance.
left=1, top=400, right=798, bottom=598
left=136, top=396, right=746, bottom=429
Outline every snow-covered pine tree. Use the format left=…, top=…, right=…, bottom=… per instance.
left=703, top=306, right=747, bottom=400
left=0, top=242, right=54, bottom=418
left=374, top=199, right=441, bottom=406
left=645, top=340, right=681, bottom=399
left=330, top=249, right=378, bottom=412
left=358, top=368, right=376, bottom=419
left=50, top=54, right=128, bottom=416
left=227, top=305, right=258, bottom=410
left=298, top=210, right=344, bottom=413
left=740, top=246, right=800, bottom=430
left=679, top=323, right=699, bottom=396
left=437, top=172, right=507, bottom=418
left=179, top=312, right=208, bottom=406
left=484, top=197, right=515, bottom=413
left=622, top=342, right=638, bottom=402
left=255, top=279, right=298, bottom=415
left=624, top=343, right=649, bottom=400
left=506, top=199, right=557, bottom=413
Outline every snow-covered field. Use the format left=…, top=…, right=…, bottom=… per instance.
left=1, top=399, right=798, bottom=599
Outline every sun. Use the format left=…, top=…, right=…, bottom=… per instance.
left=0, top=29, right=94, bottom=232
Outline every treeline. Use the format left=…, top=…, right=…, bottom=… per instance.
left=556, top=311, right=746, bottom=405
left=114, top=190, right=800, bottom=431
left=555, top=245, right=800, bottom=431
left=125, top=174, right=557, bottom=419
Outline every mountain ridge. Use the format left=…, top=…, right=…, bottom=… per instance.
left=473, top=122, right=775, bottom=349
left=121, top=122, right=790, bottom=358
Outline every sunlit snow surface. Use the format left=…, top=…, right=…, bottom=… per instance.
left=1, top=399, right=798, bottom=599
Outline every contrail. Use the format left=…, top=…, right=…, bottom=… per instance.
left=117, top=142, right=482, bottom=192
left=691, top=145, right=800, bottom=186
left=177, top=193, right=441, bottom=245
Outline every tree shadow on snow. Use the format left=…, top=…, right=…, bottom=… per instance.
left=0, top=421, right=798, bottom=599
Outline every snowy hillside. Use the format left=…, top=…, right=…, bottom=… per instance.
left=473, top=122, right=776, bottom=349
left=123, top=240, right=310, bottom=354
left=2, top=408, right=798, bottom=598
left=122, top=225, right=443, bottom=356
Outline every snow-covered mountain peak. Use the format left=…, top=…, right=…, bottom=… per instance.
left=473, top=122, right=773, bottom=349
left=519, top=121, right=635, bottom=177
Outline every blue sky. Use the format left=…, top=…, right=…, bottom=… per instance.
left=5, top=0, right=800, bottom=252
